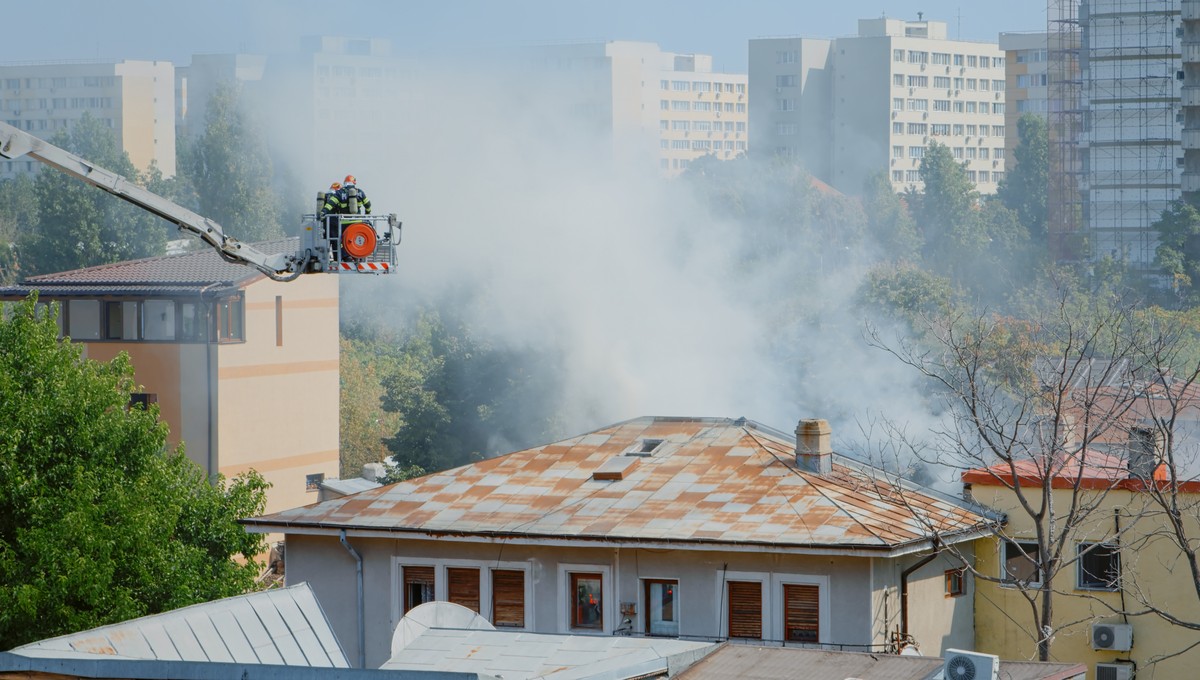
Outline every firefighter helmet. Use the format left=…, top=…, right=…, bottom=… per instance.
left=344, top=174, right=356, bottom=187
left=330, top=182, right=342, bottom=191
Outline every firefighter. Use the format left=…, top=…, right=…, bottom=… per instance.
left=319, top=181, right=342, bottom=218
left=341, top=174, right=371, bottom=215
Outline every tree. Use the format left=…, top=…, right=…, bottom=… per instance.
left=1153, top=199, right=1200, bottom=305
left=0, top=295, right=269, bottom=648
left=868, top=292, right=1151, bottom=662
left=0, top=174, right=36, bottom=283
left=913, top=141, right=985, bottom=281
left=997, top=113, right=1049, bottom=242
left=18, top=114, right=168, bottom=276
left=340, top=335, right=404, bottom=477
left=186, top=82, right=283, bottom=243
left=862, top=171, right=920, bottom=261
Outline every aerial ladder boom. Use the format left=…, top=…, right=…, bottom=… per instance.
left=0, top=121, right=400, bottom=281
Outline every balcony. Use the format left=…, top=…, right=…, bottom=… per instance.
left=1184, top=128, right=1200, bottom=149
left=1185, top=41, right=1200, bottom=64
left=1185, top=0, right=1200, bottom=20
left=1183, top=171, right=1200, bottom=193
left=1185, top=86, right=1200, bottom=107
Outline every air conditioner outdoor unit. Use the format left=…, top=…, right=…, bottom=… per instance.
left=1095, top=662, right=1135, bottom=680
left=942, top=649, right=999, bottom=680
left=1092, top=622, right=1134, bottom=651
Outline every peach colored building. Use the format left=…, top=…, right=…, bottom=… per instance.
left=0, top=239, right=339, bottom=516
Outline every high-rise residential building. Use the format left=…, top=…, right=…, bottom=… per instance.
left=1000, top=32, right=1050, bottom=161
left=0, top=60, right=175, bottom=179
left=751, top=18, right=1007, bottom=196
left=1181, top=1, right=1200, bottom=194
left=176, top=53, right=268, bottom=139
left=528, top=41, right=748, bottom=176
left=1080, top=0, right=1180, bottom=267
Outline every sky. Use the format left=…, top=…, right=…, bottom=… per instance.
left=7, top=0, right=1048, bottom=71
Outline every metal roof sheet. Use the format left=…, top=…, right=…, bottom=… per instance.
left=246, top=417, right=995, bottom=552
left=10, top=582, right=349, bottom=668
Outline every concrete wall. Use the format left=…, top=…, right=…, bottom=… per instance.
left=282, top=532, right=976, bottom=669
left=748, top=37, right=833, bottom=180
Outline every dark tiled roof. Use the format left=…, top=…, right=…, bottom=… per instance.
left=245, top=416, right=998, bottom=553
left=0, top=238, right=298, bottom=298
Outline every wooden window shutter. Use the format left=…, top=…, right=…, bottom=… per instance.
left=727, top=581, right=762, bottom=639
left=492, top=570, right=525, bottom=628
left=403, top=566, right=435, bottom=614
left=784, top=584, right=819, bottom=643
left=447, top=567, right=480, bottom=613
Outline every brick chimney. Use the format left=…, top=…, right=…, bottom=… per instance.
left=795, top=418, right=832, bottom=474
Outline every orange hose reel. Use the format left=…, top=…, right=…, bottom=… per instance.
left=340, top=222, right=377, bottom=259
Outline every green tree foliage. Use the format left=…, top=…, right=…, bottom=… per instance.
left=0, top=296, right=268, bottom=648
left=912, top=141, right=982, bottom=273
left=862, top=171, right=920, bottom=261
left=859, top=260, right=955, bottom=324
left=997, top=113, right=1049, bottom=242
left=0, top=174, right=37, bottom=283
left=185, top=82, right=283, bottom=243
left=340, top=335, right=404, bottom=477
left=18, top=114, right=168, bottom=276
left=377, top=310, right=564, bottom=473
left=1153, top=199, right=1200, bottom=304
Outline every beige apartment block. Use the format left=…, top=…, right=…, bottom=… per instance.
left=999, top=32, right=1050, bottom=162
left=0, top=60, right=175, bottom=179
left=752, top=18, right=1007, bottom=195
left=0, top=240, right=340, bottom=517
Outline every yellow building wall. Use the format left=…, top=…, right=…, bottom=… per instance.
left=971, top=483, right=1200, bottom=678
left=216, top=274, right=340, bottom=516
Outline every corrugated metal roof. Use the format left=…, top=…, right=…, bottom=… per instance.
left=674, top=646, right=1087, bottom=680
left=383, top=627, right=715, bottom=679
left=10, top=582, right=349, bottom=668
left=246, top=417, right=996, bottom=552
left=320, top=477, right=383, bottom=496
left=0, top=238, right=299, bottom=298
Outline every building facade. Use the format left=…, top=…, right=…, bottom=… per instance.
left=0, top=60, right=175, bottom=179
left=246, top=417, right=997, bottom=668
left=0, top=242, right=340, bottom=517
left=176, top=53, right=268, bottom=140
left=751, top=18, right=1006, bottom=196
left=1000, top=32, right=1051, bottom=163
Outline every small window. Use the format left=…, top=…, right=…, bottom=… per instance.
left=143, top=300, right=176, bottom=340
left=448, top=567, right=480, bottom=612
left=783, top=584, right=819, bottom=643
left=105, top=301, right=139, bottom=340
left=275, top=295, right=283, bottom=347
left=570, top=572, right=603, bottom=630
left=216, top=297, right=244, bottom=343
left=628, top=438, right=664, bottom=456
left=727, top=581, right=762, bottom=639
left=1078, top=544, right=1120, bottom=590
left=492, top=569, right=525, bottom=628
left=945, top=568, right=965, bottom=596
left=403, top=566, right=435, bottom=614
left=306, top=472, right=324, bottom=492
left=645, top=579, right=679, bottom=636
left=1002, top=540, right=1042, bottom=586
left=179, top=301, right=208, bottom=342
left=129, top=392, right=158, bottom=410
left=67, top=299, right=101, bottom=340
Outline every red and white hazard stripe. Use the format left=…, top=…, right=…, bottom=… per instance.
left=338, top=262, right=390, bottom=272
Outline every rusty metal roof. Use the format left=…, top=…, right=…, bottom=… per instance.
left=246, top=417, right=996, bottom=553
left=0, top=238, right=298, bottom=298
left=9, top=582, right=348, bottom=667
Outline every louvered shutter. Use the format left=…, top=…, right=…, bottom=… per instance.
left=403, top=566, right=435, bottom=613
left=784, top=584, right=819, bottom=643
left=727, top=581, right=762, bottom=639
left=492, top=570, right=525, bottom=628
left=448, top=567, right=480, bottom=613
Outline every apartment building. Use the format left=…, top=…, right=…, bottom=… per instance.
left=176, top=53, right=268, bottom=139
left=0, top=60, right=175, bottom=179
left=529, top=41, right=748, bottom=176
left=1000, top=32, right=1050, bottom=162
left=751, top=18, right=1006, bottom=196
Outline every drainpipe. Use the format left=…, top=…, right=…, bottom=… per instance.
left=339, top=530, right=365, bottom=668
left=900, top=540, right=941, bottom=642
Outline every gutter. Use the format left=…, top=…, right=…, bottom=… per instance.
left=339, top=530, right=366, bottom=669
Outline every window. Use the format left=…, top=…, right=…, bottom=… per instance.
left=965, top=147, right=977, bottom=159
left=403, top=566, right=436, bottom=613
left=892, top=97, right=904, bottom=111
left=908, top=98, right=927, bottom=111
left=1002, top=541, right=1042, bottom=586
left=672, top=80, right=690, bottom=91
left=905, top=169, right=920, bottom=182
left=660, top=79, right=669, bottom=90
left=129, top=392, right=158, bottom=410
left=694, top=101, right=712, bottom=112
left=952, top=123, right=964, bottom=135
left=979, top=102, right=990, bottom=114
left=776, top=50, right=798, bottom=64
left=933, top=52, right=951, bottom=65
left=967, top=170, right=977, bottom=181
left=907, top=122, right=927, bottom=135
left=571, top=572, right=603, bottom=629
left=446, top=567, right=481, bottom=612
left=275, top=295, right=283, bottom=347
left=892, top=170, right=904, bottom=182
left=106, top=301, right=139, bottom=340
left=993, top=125, right=1005, bottom=137
left=893, top=49, right=905, bottom=62
left=644, top=579, right=679, bottom=636
left=965, top=102, right=977, bottom=113
left=727, top=581, right=761, bottom=638
left=893, top=73, right=905, bottom=87
left=893, top=145, right=904, bottom=158
left=993, top=79, right=1006, bottom=91
left=979, top=79, right=990, bottom=91
left=907, top=50, right=928, bottom=64
left=993, top=103, right=1005, bottom=114
left=953, top=77, right=964, bottom=90
left=1079, top=544, right=1120, bottom=590
left=672, top=120, right=690, bottom=131
left=671, top=100, right=689, bottom=111
left=776, top=75, right=797, bottom=87
left=736, top=103, right=746, bottom=113
left=934, top=99, right=950, bottom=112
left=693, top=81, right=711, bottom=92
left=953, top=147, right=964, bottom=159
left=777, top=99, right=795, bottom=112
left=994, top=147, right=1005, bottom=159
left=980, top=148, right=990, bottom=160
left=216, top=297, right=244, bottom=342
left=931, top=123, right=950, bottom=135
left=954, top=54, right=964, bottom=66
left=143, top=299, right=175, bottom=340
left=966, top=78, right=977, bottom=90
left=945, top=568, right=966, bottom=596
left=660, top=100, right=669, bottom=110
left=492, top=569, right=525, bottom=627
left=893, top=121, right=904, bottom=134
left=306, top=472, right=324, bottom=492
left=67, top=299, right=101, bottom=340
left=907, top=75, right=927, bottom=88
left=934, top=76, right=951, bottom=88
left=783, top=584, right=819, bottom=643
left=966, top=124, right=977, bottom=136
left=967, top=55, right=978, bottom=67
left=909, top=146, right=925, bottom=159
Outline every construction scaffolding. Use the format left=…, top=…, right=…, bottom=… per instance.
left=1079, top=0, right=1181, bottom=267
left=1047, top=0, right=1084, bottom=261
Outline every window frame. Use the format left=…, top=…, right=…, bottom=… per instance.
left=782, top=583, right=820, bottom=644
left=945, top=567, right=966, bottom=597
left=1001, top=540, right=1043, bottom=587
left=1077, top=543, right=1121, bottom=591
left=401, top=564, right=436, bottom=615
left=642, top=578, right=680, bottom=637
left=558, top=563, right=611, bottom=634
left=447, top=566, right=481, bottom=613
left=491, top=568, right=527, bottom=628
left=389, top=558, right=532, bottom=630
